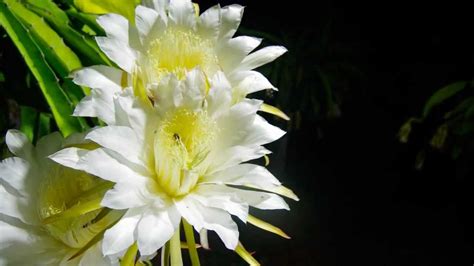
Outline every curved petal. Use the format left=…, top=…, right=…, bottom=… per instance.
left=231, top=70, right=276, bottom=96
left=102, top=208, right=142, bottom=256
left=67, top=148, right=149, bottom=184
left=218, top=36, right=262, bottom=72
left=242, top=115, right=286, bottom=146
left=239, top=46, right=287, bottom=71
left=97, top=13, right=129, bottom=42
left=0, top=157, right=30, bottom=195
left=135, top=5, right=159, bottom=40
left=35, top=132, right=63, bottom=160
left=102, top=182, right=152, bottom=210
left=96, top=37, right=137, bottom=73
left=168, top=0, right=196, bottom=28
left=72, top=65, right=123, bottom=92
left=201, top=164, right=299, bottom=201
left=79, top=242, right=111, bottom=266
left=218, top=5, right=244, bottom=40
left=86, top=126, right=144, bottom=167
left=198, top=4, right=221, bottom=39
left=5, top=130, right=33, bottom=160
left=0, top=185, right=31, bottom=223
left=136, top=205, right=180, bottom=256
left=175, top=198, right=239, bottom=250
left=192, top=185, right=248, bottom=222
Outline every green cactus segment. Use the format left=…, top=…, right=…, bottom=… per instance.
left=0, top=2, right=84, bottom=136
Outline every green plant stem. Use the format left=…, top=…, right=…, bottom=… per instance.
left=183, top=219, right=200, bottom=266
left=170, top=224, right=183, bottom=266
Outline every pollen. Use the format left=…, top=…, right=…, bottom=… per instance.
left=146, top=28, right=219, bottom=81
left=154, top=109, right=218, bottom=197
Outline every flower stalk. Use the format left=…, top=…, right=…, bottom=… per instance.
left=183, top=219, right=200, bottom=266
left=170, top=222, right=183, bottom=266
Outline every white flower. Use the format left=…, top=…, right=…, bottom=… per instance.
left=72, top=0, right=287, bottom=125
left=0, top=130, right=119, bottom=265
left=52, top=69, right=298, bottom=257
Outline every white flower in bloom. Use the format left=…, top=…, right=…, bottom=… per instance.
left=52, top=70, right=298, bottom=257
left=0, top=131, right=120, bottom=265
left=72, top=0, right=287, bottom=125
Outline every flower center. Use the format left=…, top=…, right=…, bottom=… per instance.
left=153, top=109, right=217, bottom=197
left=146, top=28, right=219, bottom=81
left=37, top=165, right=111, bottom=249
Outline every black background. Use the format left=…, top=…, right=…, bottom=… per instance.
left=195, top=0, right=474, bottom=265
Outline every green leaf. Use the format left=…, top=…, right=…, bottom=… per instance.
left=422, top=81, right=468, bottom=117
left=23, top=0, right=112, bottom=66
left=74, top=0, right=138, bottom=22
left=19, top=105, right=37, bottom=142
left=5, top=0, right=86, bottom=101
left=65, top=6, right=105, bottom=36
left=0, top=2, right=83, bottom=136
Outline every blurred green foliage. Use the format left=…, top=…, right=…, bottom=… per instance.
left=399, top=81, right=474, bottom=169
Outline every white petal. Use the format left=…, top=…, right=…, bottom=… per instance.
left=5, top=130, right=33, bottom=160
left=181, top=69, right=206, bottom=110
left=203, top=163, right=278, bottom=185
left=0, top=185, right=31, bottom=223
left=49, top=147, right=88, bottom=171
left=195, top=184, right=288, bottom=211
left=79, top=242, right=110, bottom=266
left=152, top=75, right=181, bottom=113
left=78, top=148, right=148, bottom=184
left=74, top=91, right=116, bottom=124
left=168, top=0, right=196, bottom=28
left=231, top=189, right=289, bottom=210
left=192, top=185, right=248, bottom=222
left=114, top=89, right=152, bottom=141
left=239, top=46, right=287, bottom=71
left=102, top=182, right=151, bottom=210
left=142, top=0, right=168, bottom=19
left=201, top=164, right=298, bottom=201
left=207, top=145, right=270, bottom=173
left=198, top=4, right=221, bottom=39
left=218, top=5, right=244, bottom=40
left=231, top=70, right=276, bottom=95
left=135, top=5, right=159, bottom=40
left=97, top=14, right=129, bottom=42
left=242, top=115, right=285, bottom=146
left=137, top=205, right=180, bottom=256
left=214, top=99, right=262, bottom=148
left=35, top=132, right=63, bottom=159
left=0, top=157, right=30, bottom=195
left=218, top=36, right=261, bottom=72
left=96, top=37, right=137, bottom=73
left=86, top=126, right=144, bottom=167
left=175, top=198, right=238, bottom=250
left=102, top=208, right=141, bottom=256
left=207, top=72, right=232, bottom=119
left=72, top=65, right=123, bottom=92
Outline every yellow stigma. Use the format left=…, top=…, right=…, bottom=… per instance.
left=38, top=165, right=110, bottom=249
left=146, top=28, right=218, bottom=81
left=154, top=109, right=217, bottom=197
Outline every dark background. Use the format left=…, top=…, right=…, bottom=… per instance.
left=1, top=0, right=473, bottom=265
left=195, top=0, right=474, bottom=265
